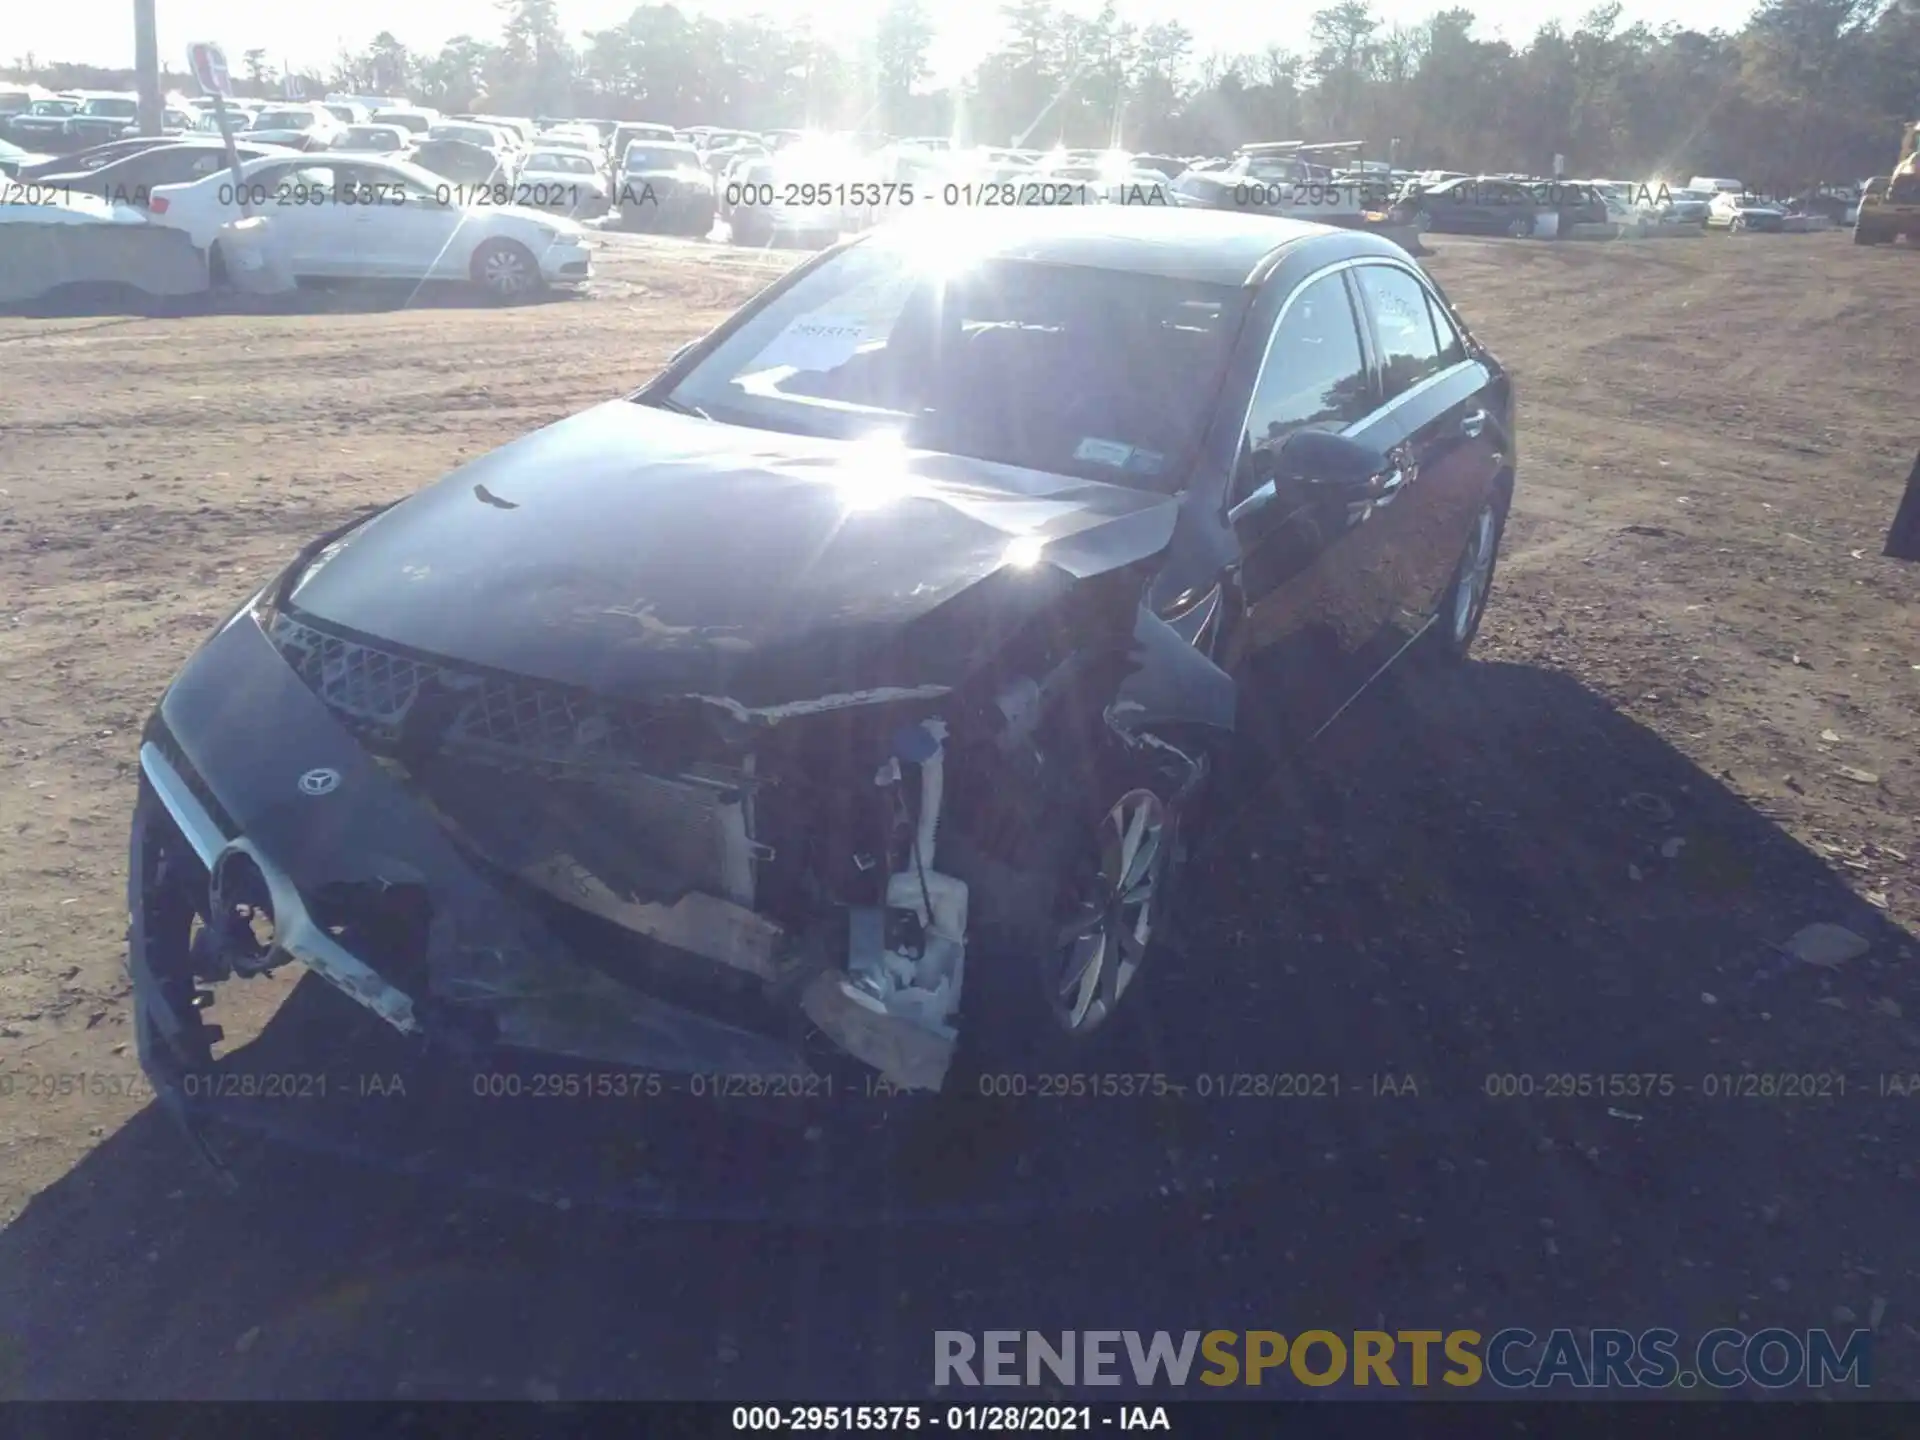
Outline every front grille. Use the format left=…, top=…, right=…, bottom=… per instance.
left=269, top=614, right=430, bottom=737
left=268, top=612, right=658, bottom=763
left=267, top=612, right=755, bottom=903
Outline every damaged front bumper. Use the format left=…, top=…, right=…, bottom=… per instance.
left=126, top=596, right=996, bottom=1132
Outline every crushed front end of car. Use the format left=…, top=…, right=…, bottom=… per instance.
left=127, top=413, right=1234, bottom=1189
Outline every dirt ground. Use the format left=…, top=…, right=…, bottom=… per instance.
left=0, top=228, right=1916, bottom=1399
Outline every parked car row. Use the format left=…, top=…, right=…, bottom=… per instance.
left=2, top=133, right=595, bottom=303
left=13, top=87, right=1865, bottom=254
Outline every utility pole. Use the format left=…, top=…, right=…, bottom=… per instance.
left=134, top=0, right=163, bottom=134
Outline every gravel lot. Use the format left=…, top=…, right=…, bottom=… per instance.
left=1, top=228, right=1917, bottom=1399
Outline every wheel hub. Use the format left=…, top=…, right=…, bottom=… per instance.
left=1453, top=503, right=1499, bottom=642
left=485, top=250, right=528, bottom=292
left=1046, top=788, right=1167, bottom=1034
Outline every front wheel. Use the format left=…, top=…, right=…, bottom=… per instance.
left=1506, top=214, right=1533, bottom=238
left=956, top=744, right=1202, bottom=1071
left=731, top=210, right=773, bottom=247
left=1407, top=209, right=1433, bottom=234
left=470, top=238, right=542, bottom=302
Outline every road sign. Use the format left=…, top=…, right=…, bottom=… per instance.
left=186, top=42, right=232, bottom=99
left=284, top=74, right=306, bottom=101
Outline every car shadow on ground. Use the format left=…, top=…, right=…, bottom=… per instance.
left=0, top=659, right=1912, bottom=1398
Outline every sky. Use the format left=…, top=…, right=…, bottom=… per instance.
left=14, top=0, right=1765, bottom=85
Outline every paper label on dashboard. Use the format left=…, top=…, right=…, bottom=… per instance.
left=756, top=316, right=867, bottom=372
left=1073, top=436, right=1136, bottom=468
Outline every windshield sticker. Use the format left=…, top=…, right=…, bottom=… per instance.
left=1073, top=436, right=1136, bottom=468
left=755, top=316, right=868, bottom=372
left=1125, top=448, right=1166, bottom=475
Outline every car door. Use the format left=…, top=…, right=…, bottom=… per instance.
left=250, top=162, right=353, bottom=275
left=1426, top=179, right=1478, bottom=231
left=344, top=161, right=466, bottom=278
left=1348, top=261, right=1507, bottom=651
left=1221, top=266, right=1404, bottom=742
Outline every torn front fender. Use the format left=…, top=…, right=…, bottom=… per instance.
left=1108, top=605, right=1237, bottom=739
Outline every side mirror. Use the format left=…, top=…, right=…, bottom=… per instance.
left=1274, top=428, right=1389, bottom=487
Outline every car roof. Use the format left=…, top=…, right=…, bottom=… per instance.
left=865, top=206, right=1394, bottom=286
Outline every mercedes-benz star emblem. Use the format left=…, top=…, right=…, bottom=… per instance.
left=298, top=768, right=341, bottom=796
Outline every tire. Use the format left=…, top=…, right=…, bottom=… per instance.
left=1854, top=224, right=1874, bottom=245
left=1419, top=479, right=1511, bottom=663
left=1506, top=214, right=1532, bottom=239
left=1728, top=216, right=1745, bottom=234
left=1407, top=209, right=1433, bottom=235
left=732, top=209, right=773, bottom=247
left=207, top=240, right=228, bottom=287
left=469, top=238, right=542, bottom=302
left=954, top=738, right=1204, bottom=1072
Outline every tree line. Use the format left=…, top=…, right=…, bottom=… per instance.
left=8, top=0, right=1918, bottom=182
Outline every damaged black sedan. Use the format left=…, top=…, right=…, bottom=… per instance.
left=128, top=207, right=1514, bottom=1135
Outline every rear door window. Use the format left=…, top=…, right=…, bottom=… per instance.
left=1354, top=264, right=1449, bottom=400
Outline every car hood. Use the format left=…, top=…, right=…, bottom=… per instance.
left=284, top=401, right=1179, bottom=709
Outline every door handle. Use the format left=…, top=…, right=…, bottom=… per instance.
left=1460, top=409, right=1488, bottom=439
left=1371, top=466, right=1409, bottom=505
left=1348, top=466, right=1407, bottom=521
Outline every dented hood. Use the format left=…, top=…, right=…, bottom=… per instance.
left=286, top=400, right=1178, bottom=707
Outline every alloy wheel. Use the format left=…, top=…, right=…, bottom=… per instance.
left=1045, top=788, right=1167, bottom=1035
left=481, top=245, right=532, bottom=297
left=1453, top=502, right=1500, bottom=643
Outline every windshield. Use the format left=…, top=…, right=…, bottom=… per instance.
left=253, top=110, right=316, bottom=130
left=656, top=239, right=1246, bottom=488
left=29, top=100, right=78, bottom=115
left=529, top=151, right=597, bottom=174
left=343, top=127, right=401, bottom=147
left=81, top=98, right=138, bottom=117
left=373, top=111, right=430, bottom=133
left=625, top=145, right=698, bottom=170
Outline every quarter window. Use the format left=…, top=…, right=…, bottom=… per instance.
left=1426, top=290, right=1466, bottom=367
left=1356, top=264, right=1447, bottom=400
left=1240, top=272, right=1371, bottom=481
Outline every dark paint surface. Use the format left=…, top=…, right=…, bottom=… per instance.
left=287, top=400, right=1180, bottom=706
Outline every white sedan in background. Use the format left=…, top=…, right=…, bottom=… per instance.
left=516, top=148, right=611, bottom=218
left=145, top=152, right=592, bottom=300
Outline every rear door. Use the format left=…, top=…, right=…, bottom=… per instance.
left=1223, top=266, right=1402, bottom=741
left=246, top=161, right=352, bottom=274
left=1347, top=261, right=1507, bottom=650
